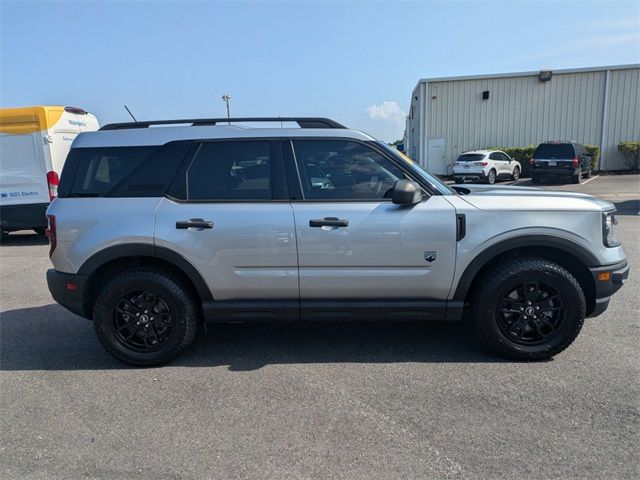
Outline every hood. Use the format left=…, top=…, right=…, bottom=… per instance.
left=452, top=183, right=614, bottom=212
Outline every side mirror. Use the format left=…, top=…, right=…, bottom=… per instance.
left=392, top=179, right=422, bottom=205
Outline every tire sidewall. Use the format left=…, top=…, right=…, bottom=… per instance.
left=487, top=169, right=496, bottom=184
left=512, top=166, right=520, bottom=181
left=93, top=271, right=197, bottom=366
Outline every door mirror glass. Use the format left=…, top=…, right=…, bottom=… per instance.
left=392, top=179, right=422, bottom=205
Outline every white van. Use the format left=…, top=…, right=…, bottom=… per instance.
left=0, top=106, right=99, bottom=236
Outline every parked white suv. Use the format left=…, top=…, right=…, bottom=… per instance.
left=45, top=117, right=628, bottom=366
left=453, top=149, right=521, bottom=184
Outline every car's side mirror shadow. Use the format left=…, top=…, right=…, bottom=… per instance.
left=392, top=179, right=423, bottom=205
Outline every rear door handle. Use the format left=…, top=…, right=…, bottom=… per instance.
left=176, top=218, right=214, bottom=230
left=309, top=217, right=349, bottom=228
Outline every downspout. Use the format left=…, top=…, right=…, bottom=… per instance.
left=420, top=82, right=428, bottom=169
left=599, top=69, right=610, bottom=171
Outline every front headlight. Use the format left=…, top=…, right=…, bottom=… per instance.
left=603, top=211, right=620, bottom=247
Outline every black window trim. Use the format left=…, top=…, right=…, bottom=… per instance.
left=283, top=136, right=436, bottom=203
left=164, top=137, right=289, bottom=204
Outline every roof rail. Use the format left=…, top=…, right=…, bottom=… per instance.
left=100, top=117, right=346, bottom=131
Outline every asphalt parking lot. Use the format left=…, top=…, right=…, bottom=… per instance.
left=1, top=175, right=638, bottom=479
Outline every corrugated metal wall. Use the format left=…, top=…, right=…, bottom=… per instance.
left=603, top=68, right=640, bottom=170
left=413, top=66, right=639, bottom=174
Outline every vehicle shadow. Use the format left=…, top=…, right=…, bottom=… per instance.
left=0, top=304, right=505, bottom=371
left=611, top=199, right=639, bottom=216
left=0, top=232, right=49, bottom=246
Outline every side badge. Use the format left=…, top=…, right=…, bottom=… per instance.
left=424, top=251, right=437, bottom=263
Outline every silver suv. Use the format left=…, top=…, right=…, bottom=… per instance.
left=45, top=117, right=629, bottom=366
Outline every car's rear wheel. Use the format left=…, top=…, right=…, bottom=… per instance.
left=511, top=166, right=520, bottom=181
left=470, top=257, right=585, bottom=360
left=572, top=168, right=582, bottom=184
left=34, top=227, right=46, bottom=235
left=486, top=169, right=496, bottom=184
left=93, top=269, right=199, bottom=366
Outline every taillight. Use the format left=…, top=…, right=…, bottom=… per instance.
left=572, top=157, right=579, bottom=167
left=46, top=215, right=57, bottom=257
left=530, top=158, right=535, bottom=166
left=47, top=171, right=59, bottom=201
left=474, top=161, right=488, bottom=166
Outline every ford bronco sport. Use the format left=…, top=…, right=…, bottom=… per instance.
left=46, top=117, right=628, bottom=366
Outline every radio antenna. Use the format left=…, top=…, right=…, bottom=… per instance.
left=124, top=105, right=138, bottom=122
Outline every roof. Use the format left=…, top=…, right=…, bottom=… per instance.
left=412, top=63, right=640, bottom=95
left=460, top=149, right=494, bottom=154
left=0, top=106, right=96, bottom=134
left=72, top=125, right=376, bottom=148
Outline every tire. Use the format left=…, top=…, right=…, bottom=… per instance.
left=531, top=175, right=540, bottom=184
left=34, top=227, right=46, bottom=235
left=511, top=166, right=520, bottom=181
left=93, top=269, right=199, bottom=366
left=470, top=257, right=585, bottom=361
left=486, top=169, right=496, bottom=184
left=572, top=169, right=582, bottom=184
left=454, top=178, right=464, bottom=184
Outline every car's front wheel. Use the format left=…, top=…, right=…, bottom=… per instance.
left=93, top=269, right=199, bottom=366
left=511, top=166, right=520, bottom=181
left=470, top=257, right=585, bottom=360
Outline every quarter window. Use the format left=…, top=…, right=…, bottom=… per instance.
left=292, top=140, right=404, bottom=200
left=66, top=146, right=158, bottom=197
left=186, top=141, right=272, bottom=200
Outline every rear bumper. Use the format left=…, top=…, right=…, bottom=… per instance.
left=587, top=260, right=629, bottom=317
left=531, top=167, right=579, bottom=177
left=454, top=171, right=486, bottom=180
left=0, top=203, right=49, bottom=231
left=46, top=269, right=90, bottom=319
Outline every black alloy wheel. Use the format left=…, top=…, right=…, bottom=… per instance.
left=113, top=289, right=175, bottom=352
left=497, top=281, right=565, bottom=346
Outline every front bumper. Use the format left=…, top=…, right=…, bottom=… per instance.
left=587, top=260, right=629, bottom=317
left=46, top=269, right=90, bottom=319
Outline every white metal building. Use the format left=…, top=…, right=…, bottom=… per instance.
left=404, top=64, right=640, bottom=174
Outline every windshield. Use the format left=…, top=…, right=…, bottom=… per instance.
left=375, top=142, right=454, bottom=195
left=456, top=153, right=485, bottom=162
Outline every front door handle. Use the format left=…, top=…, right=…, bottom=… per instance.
left=176, top=218, right=214, bottom=230
left=309, top=217, right=349, bottom=228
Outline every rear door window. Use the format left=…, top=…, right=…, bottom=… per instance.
left=185, top=141, right=273, bottom=201
left=533, top=144, right=575, bottom=159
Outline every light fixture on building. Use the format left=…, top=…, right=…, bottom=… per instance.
left=538, top=70, right=553, bottom=82
left=482, top=91, right=490, bottom=100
